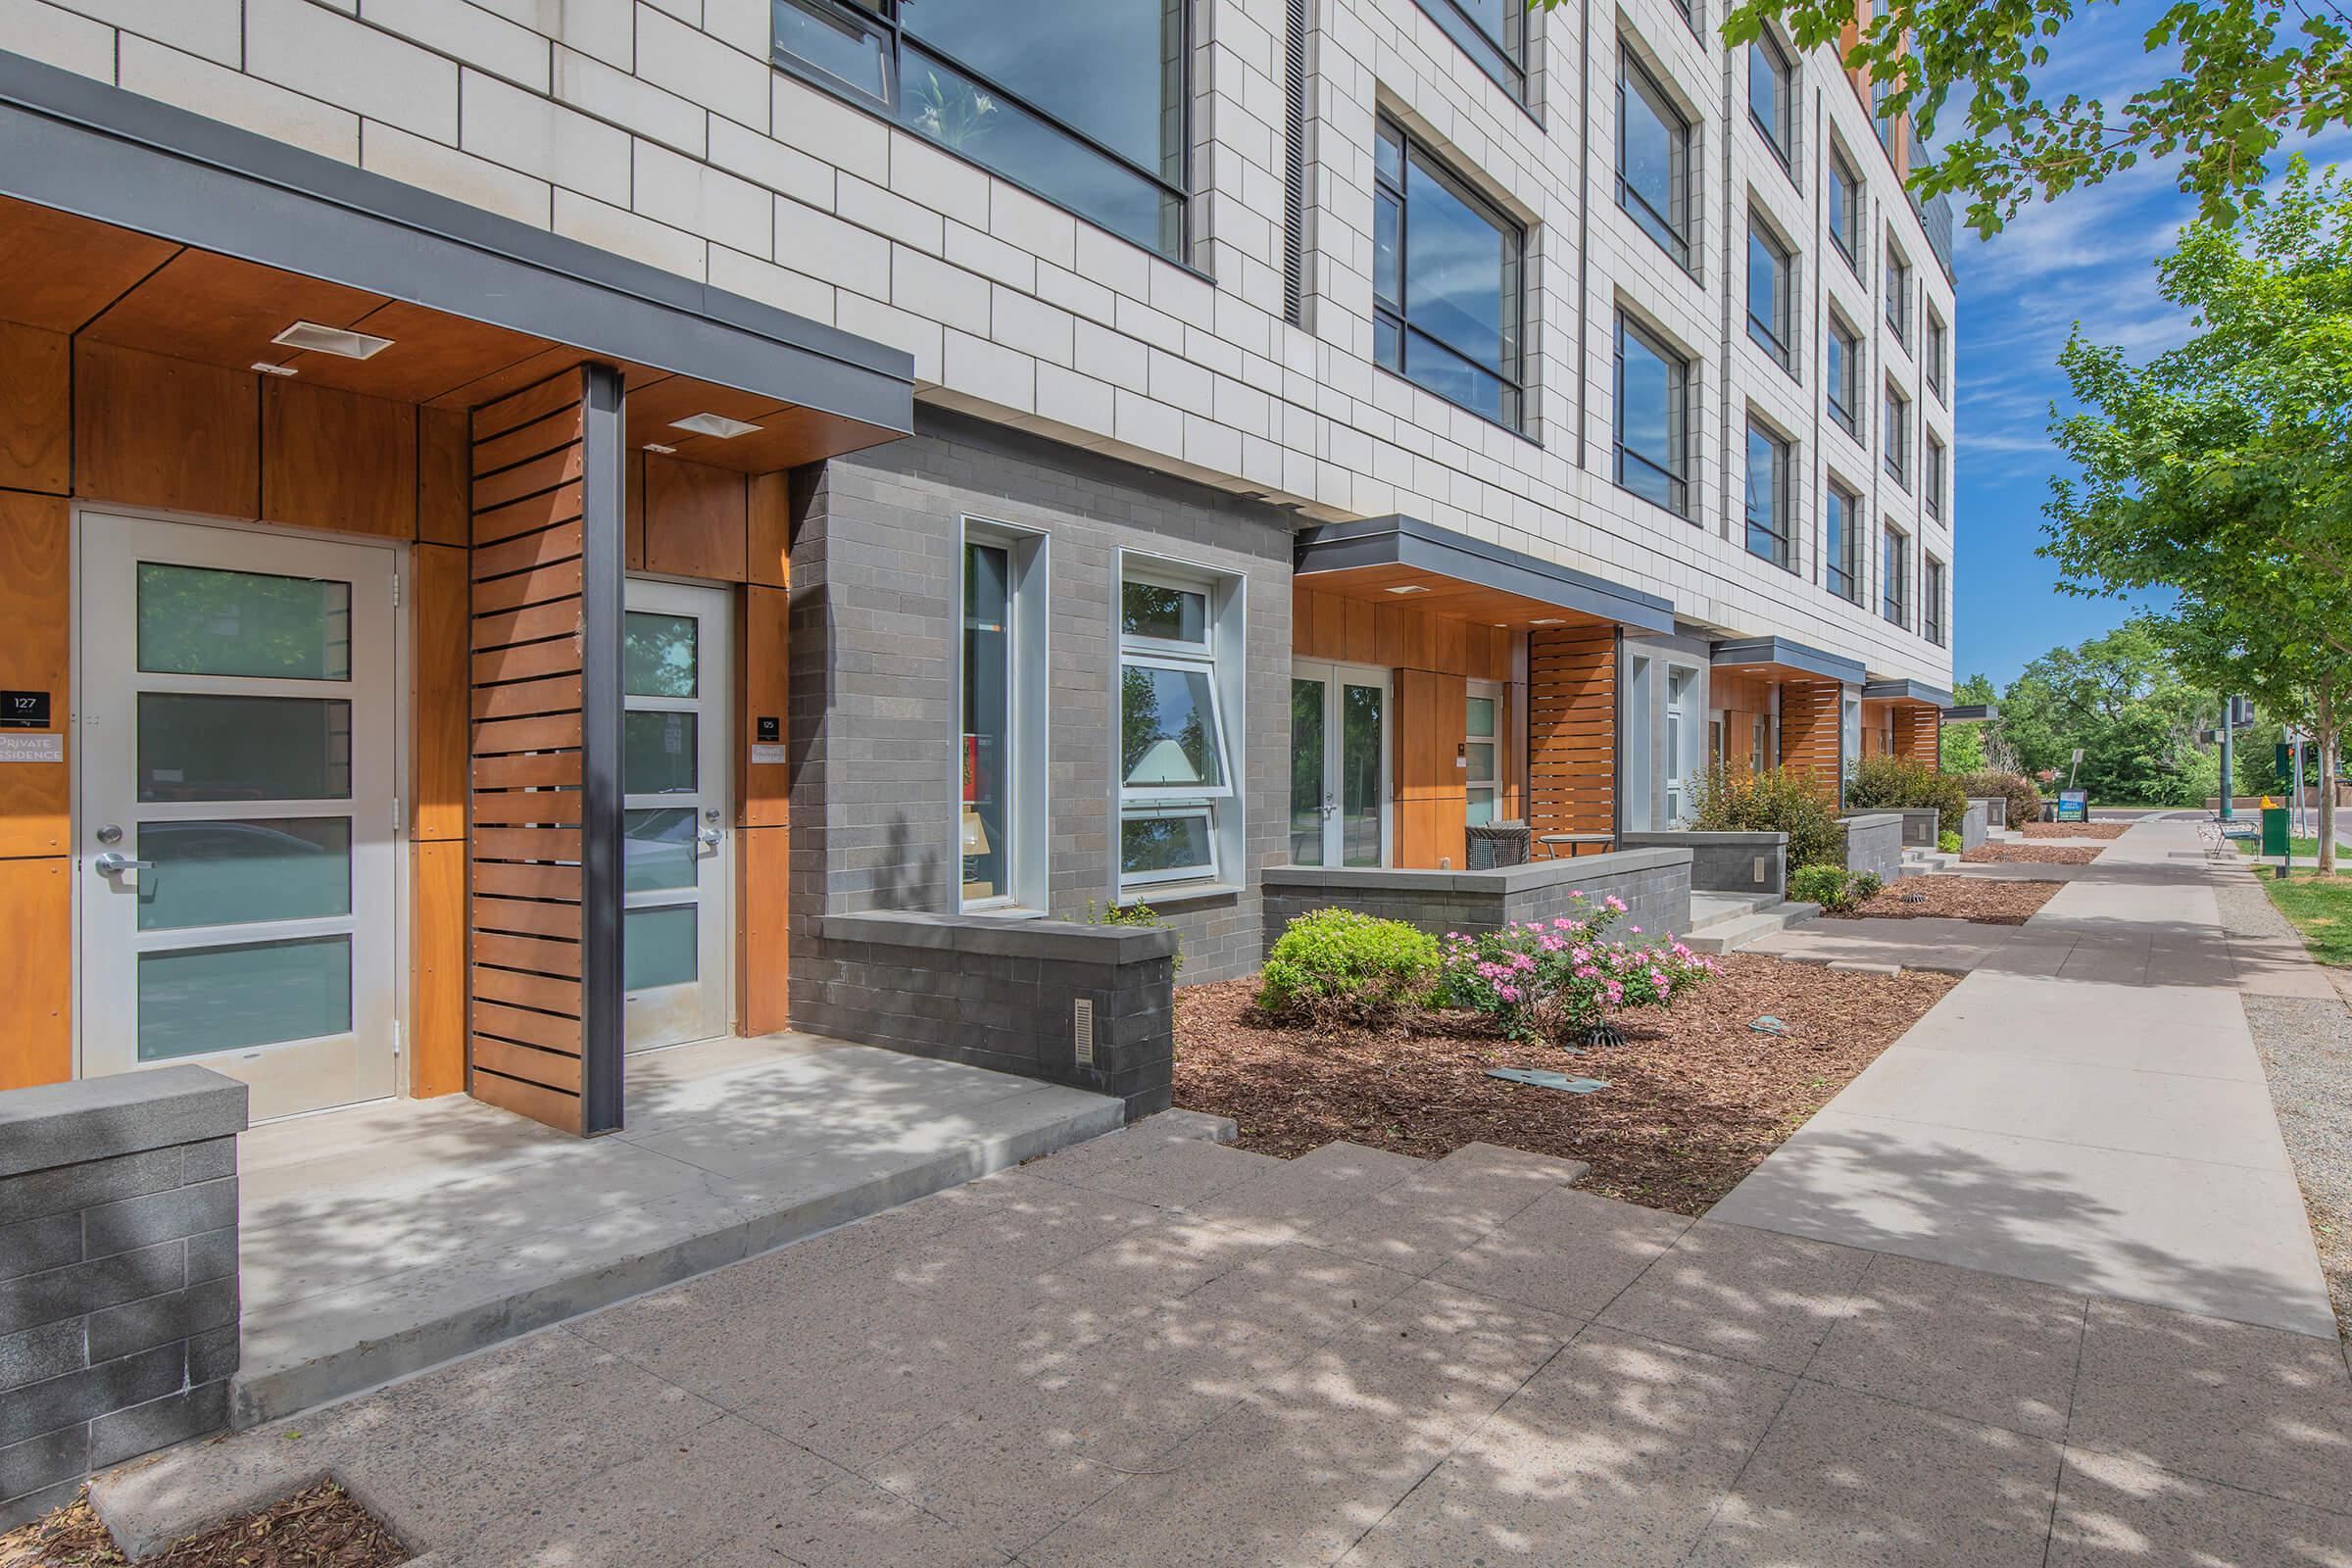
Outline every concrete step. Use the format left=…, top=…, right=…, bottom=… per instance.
left=1901, top=850, right=1959, bottom=873
left=228, top=1042, right=1127, bottom=1430
left=1686, top=890, right=1778, bottom=934
left=1683, top=900, right=1821, bottom=955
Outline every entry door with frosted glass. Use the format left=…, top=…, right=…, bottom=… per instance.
left=79, top=513, right=397, bottom=1120
left=1464, top=683, right=1502, bottom=827
left=1290, top=662, right=1388, bottom=866
left=622, top=580, right=732, bottom=1053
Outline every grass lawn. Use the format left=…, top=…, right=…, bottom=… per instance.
left=2234, top=835, right=2328, bottom=858
left=2264, top=870, right=2352, bottom=967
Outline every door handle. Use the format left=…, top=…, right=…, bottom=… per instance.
left=697, top=828, right=723, bottom=848
left=93, top=852, right=155, bottom=875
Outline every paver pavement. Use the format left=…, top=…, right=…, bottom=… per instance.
left=1712, top=817, right=2339, bottom=1338
left=96, top=1123, right=2352, bottom=1566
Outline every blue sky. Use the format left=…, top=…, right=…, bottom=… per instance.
left=1946, top=2, right=2348, bottom=686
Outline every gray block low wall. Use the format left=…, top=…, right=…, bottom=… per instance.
left=1262, top=847, right=1694, bottom=952
left=1838, top=813, right=1906, bottom=884
left=1894, top=808, right=1941, bottom=849
left=797, top=912, right=1177, bottom=1119
left=1, top=1067, right=247, bottom=1528
left=1961, top=799, right=1989, bottom=851
left=1619, top=831, right=1787, bottom=898
left=1973, top=795, right=2007, bottom=829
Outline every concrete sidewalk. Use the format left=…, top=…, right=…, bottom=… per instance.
left=1712, top=818, right=2338, bottom=1338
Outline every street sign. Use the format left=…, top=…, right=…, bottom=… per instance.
left=2056, top=789, right=2089, bottom=822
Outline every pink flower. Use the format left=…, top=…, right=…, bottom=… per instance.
left=1630, top=925, right=1642, bottom=934
left=1552, top=917, right=1575, bottom=930
left=1604, top=895, right=1628, bottom=912
left=1497, top=985, right=1522, bottom=1003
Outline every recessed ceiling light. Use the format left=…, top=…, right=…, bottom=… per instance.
left=642, top=442, right=677, bottom=455
left=251, top=361, right=298, bottom=377
left=270, top=320, right=394, bottom=361
left=1383, top=583, right=1429, bottom=595
left=1529, top=616, right=1567, bottom=625
left=669, top=412, right=763, bottom=439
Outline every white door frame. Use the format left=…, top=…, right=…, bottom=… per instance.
left=73, top=506, right=407, bottom=1119
left=1292, top=659, right=1392, bottom=868
left=622, top=575, right=735, bottom=1053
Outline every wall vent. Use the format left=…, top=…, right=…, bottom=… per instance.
left=1073, top=997, right=1096, bottom=1067
left=1280, top=0, right=1309, bottom=327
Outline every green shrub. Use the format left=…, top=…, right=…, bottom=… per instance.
left=1852, top=870, right=1885, bottom=901
left=1957, top=770, right=2043, bottom=828
left=1256, top=908, right=1440, bottom=1020
left=1938, top=829, right=1963, bottom=854
left=1846, top=755, right=1971, bottom=834
left=1690, top=762, right=1845, bottom=870
left=1788, top=864, right=1856, bottom=910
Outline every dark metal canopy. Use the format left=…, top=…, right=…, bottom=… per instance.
left=1864, top=678, right=1957, bottom=708
left=1711, top=636, right=1868, bottom=686
left=1294, top=514, right=1676, bottom=634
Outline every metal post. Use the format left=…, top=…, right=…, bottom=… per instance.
left=2218, top=700, right=2234, bottom=822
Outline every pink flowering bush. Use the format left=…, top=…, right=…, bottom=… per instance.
left=1433, top=892, right=1718, bottom=1045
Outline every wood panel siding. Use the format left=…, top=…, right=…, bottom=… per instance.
left=1527, top=625, right=1617, bottom=840
left=417, top=407, right=472, bottom=547
left=74, top=341, right=261, bottom=517
left=1780, top=680, right=1846, bottom=795
left=410, top=839, right=467, bottom=1099
left=747, top=471, right=792, bottom=588
left=738, top=585, right=790, bottom=830
left=0, top=493, right=72, bottom=859
left=0, top=857, right=71, bottom=1091
left=1892, top=706, right=1940, bottom=767
left=0, top=321, right=71, bottom=495
left=466, top=372, right=594, bottom=1135
left=737, top=824, right=790, bottom=1035
left=643, top=454, right=749, bottom=581
left=1292, top=587, right=1511, bottom=680
left=262, top=378, right=418, bottom=539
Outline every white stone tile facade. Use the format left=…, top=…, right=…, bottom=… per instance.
left=18, top=0, right=1954, bottom=684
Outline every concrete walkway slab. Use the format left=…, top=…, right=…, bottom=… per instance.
left=231, top=1034, right=1124, bottom=1428
left=92, top=1135, right=2352, bottom=1568
left=1712, top=818, right=2338, bottom=1339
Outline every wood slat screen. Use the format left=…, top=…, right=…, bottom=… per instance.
left=1779, top=679, right=1846, bottom=796
left=465, top=369, right=607, bottom=1134
left=1892, top=706, right=1940, bottom=767
left=1527, top=625, right=1617, bottom=839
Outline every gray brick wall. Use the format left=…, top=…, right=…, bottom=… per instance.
left=1618, top=831, right=1788, bottom=898
left=799, top=912, right=1178, bottom=1118
left=0, top=1068, right=247, bottom=1528
left=788, top=407, right=1295, bottom=993
left=1260, top=849, right=1696, bottom=956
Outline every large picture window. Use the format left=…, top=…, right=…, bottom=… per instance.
left=1413, top=0, right=1529, bottom=102
left=1827, top=147, right=1861, bottom=271
left=1373, top=118, right=1526, bottom=428
left=1119, top=559, right=1240, bottom=890
left=958, top=519, right=1046, bottom=910
left=1883, top=523, right=1909, bottom=625
left=774, top=0, right=1187, bottom=260
left=1884, top=379, right=1911, bottom=486
left=1615, top=313, right=1691, bottom=516
left=1826, top=480, right=1860, bottom=602
left=1618, top=53, right=1693, bottom=271
left=1748, top=28, right=1794, bottom=165
left=1827, top=314, right=1859, bottom=436
left=1924, top=556, right=1946, bottom=645
left=1746, top=215, right=1793, bottom=371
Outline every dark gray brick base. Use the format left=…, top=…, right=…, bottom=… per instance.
left=1260, top=848, right=1696, bottom=956
left=0, top=1069, right=246, bottom=1529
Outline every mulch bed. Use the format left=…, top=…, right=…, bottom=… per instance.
left=2018, top=821, right=2130, bottom=840
left=1963, top=843, right=2104, bottom=864
left=1171, top=955, right=1957, bottom=1215
left=0, top=1485, right=406, bottom=1568
left=1837, top=873, right=2063, bottom=925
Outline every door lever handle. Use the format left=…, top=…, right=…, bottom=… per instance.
left=94, top=852, right=155, bottom=874
left=697, top=828, right=723, bottom=848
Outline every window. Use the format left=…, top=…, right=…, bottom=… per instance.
left=1827, top=148, right=1861, bottom=270
left=1748, top=29, right=1794, bottom=164
left=1118, top=559, right=1239, bottom=889
left=1614, top=313, right=1690, bottom=516
left=1926, top=309, right=1948, bottom=401
left=1840, top=690, right=1862, bottom=802
left=1882, top=524, right=1908, bottom=625
left=1825, top=480, right=1860, bottom=601
left=1924, top=430, right=1945, bottom=519
left=1465, top=685, right=1501, bottom=825
left=1884, top=242, right=1910, bottom=344
left=958, top=520, right=1045, bottom=910
left=1372, top=118, right=1526, bottom=428
left=1618, top=53, right=1692, bottom=270
left=1827, top=315, right=1859, bottom=436
left=1746, top=215, right=1793, bottom=371
left=1624, top=655, right=1654, bottom=827
left=1924, top=555, right=1945, bottom=645
left=1413, top=0, right=1528, bottom=102
left=1744, top=421, right=1791, bottom=567
left=773, top=0, right=1187, bottom=261
left=1883, top=380, right=1910, bottom=486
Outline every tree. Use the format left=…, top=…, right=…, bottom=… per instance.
left=2045, top=160, right=2352, bottom=867
left=1561, top=0, right=2352, bottom=234
left=1994, top=620, right=2218, bottom=805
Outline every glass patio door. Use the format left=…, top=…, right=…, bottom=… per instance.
left=78, top=511, right=397, bottom=1120
left=622, top=580, right=733, bottom=1053
left=1290, top=661, right=1388, bottom=867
